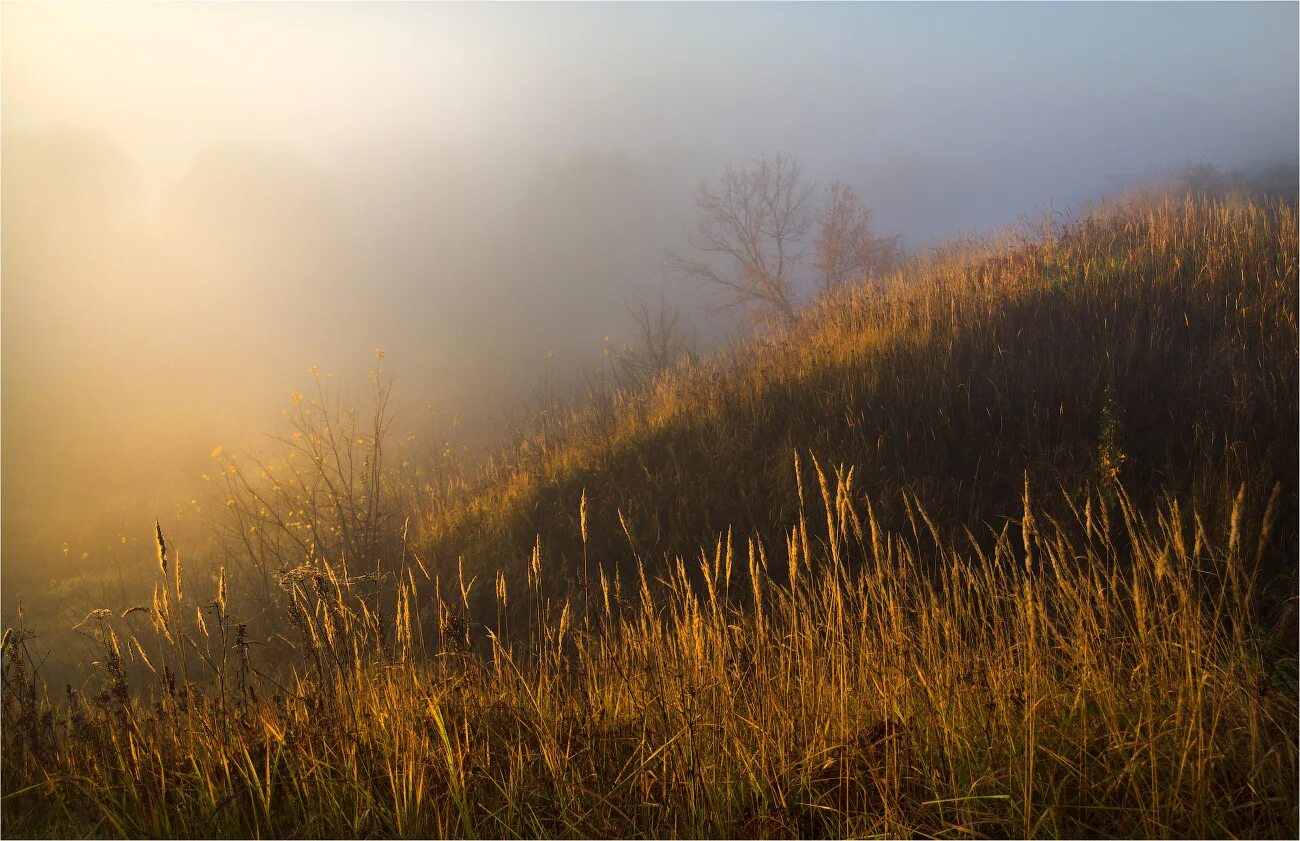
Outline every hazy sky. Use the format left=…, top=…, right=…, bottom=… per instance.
left=2, top=1, right=1297, bottom=569
left=7, top=3, right=1296, bottom=227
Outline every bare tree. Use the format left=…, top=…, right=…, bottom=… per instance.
left=814, top=181, right=901, bottom=291
left=666, top=152, right=814, bottom=325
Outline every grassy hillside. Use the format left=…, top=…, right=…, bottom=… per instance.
left=3, top=192, right=1296, bottom=838
left=428, top=195, right=1297, bottom=620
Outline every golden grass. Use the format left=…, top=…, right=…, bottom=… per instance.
left=3, top=192, right=1296, bottom=838
left=3, top=470, right=1295, bottom=837
left=428, top=196, right=1297, bottom=631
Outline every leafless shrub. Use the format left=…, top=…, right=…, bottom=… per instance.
left=211, top=358, right=405, bottom=609
left=612, top=295, right=694, bottom=392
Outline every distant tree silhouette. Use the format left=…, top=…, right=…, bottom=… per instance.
left=667, top=152, right=814, bottom=325
left=669, top=154, right=900, bottom=324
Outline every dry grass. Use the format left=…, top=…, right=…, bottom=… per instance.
left=3, top=471, right=1295, bottom=837
left=432, top=195, right=1296, bottom=632
left=2, top=192, right=1296, bottom=838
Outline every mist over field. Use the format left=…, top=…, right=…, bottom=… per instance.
left=4, top=3, right=1295, bottom=580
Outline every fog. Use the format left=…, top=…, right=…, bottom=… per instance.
left=3, top=2, right=1296, bottom=590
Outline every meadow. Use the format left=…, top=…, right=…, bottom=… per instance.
left=3, top=192, right=1296, bottom=838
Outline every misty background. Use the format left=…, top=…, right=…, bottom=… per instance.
left=3, top=2, right=1297, bottom=601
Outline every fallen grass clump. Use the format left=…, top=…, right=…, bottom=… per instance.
left=4, top=468, right=1295, bottom=838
